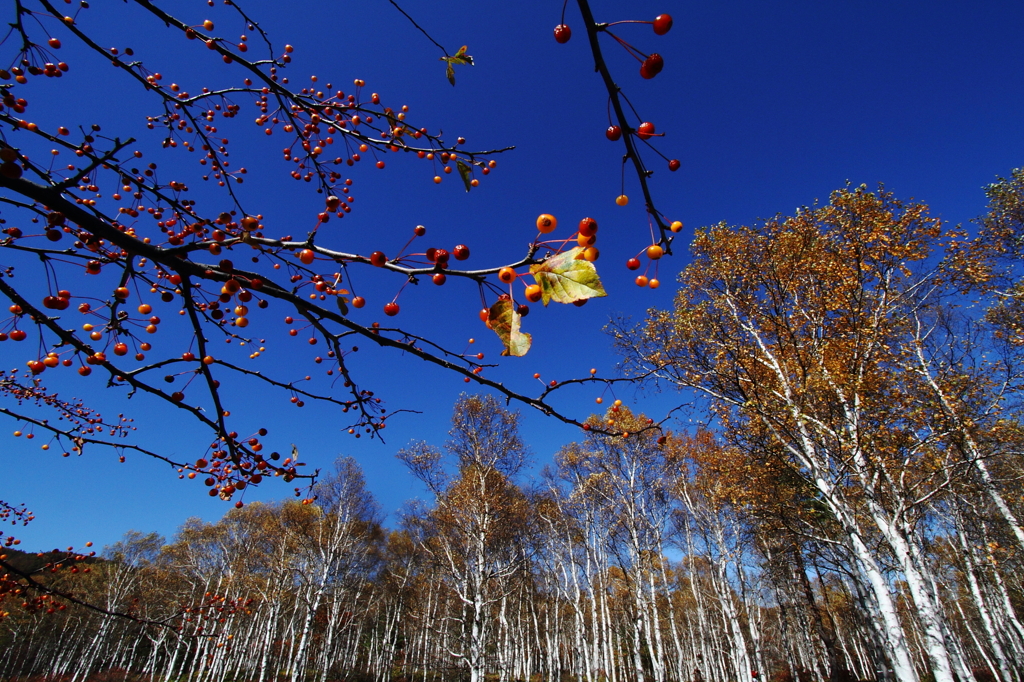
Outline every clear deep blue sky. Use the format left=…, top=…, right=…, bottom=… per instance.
left=3, top=0, right=1023, bottom=552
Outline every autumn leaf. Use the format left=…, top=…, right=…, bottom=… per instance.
left=456, top=159, right=474, bottom=192
left=488, top=298, right=531, bottom=357
left=440, top=45, right=474, bottom=86
left=529, top=247, right=608, bottom=305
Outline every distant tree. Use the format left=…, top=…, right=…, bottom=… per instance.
left=398, top=394, right=533, bottom=682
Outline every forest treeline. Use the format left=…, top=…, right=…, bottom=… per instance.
left=3, top=179, right=1024, bottom=682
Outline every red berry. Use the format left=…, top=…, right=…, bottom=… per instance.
left=606, top=125, right=622, bottom=141
left=369, top=251, right=387, bottom=267
left=352, top=296, right=365, bottom=308
left=626, top=258, right=641, bottom=270
left=383, top=302, right=400, bottom=316
left=578, top=217, right=598, bottom=237
left=553, top=24, right=572, bottom=43
left=432, top=273, right=446, bottom=285
left=640, top=54, right=664, bottom=79
left=637, top=121, right=656, bottom=139
left=453, top=244, right=470, bottom=260
left=298, top=249, right=315, bottom=265
left=498, top=267, right=516, bottom=284
left=653, top=14, right=673, bottom=35
left=0, top=162, right=22, bottom=179
left=414, top=225, right=426, bottom=236
left=668, top=159, right=681, bottom=171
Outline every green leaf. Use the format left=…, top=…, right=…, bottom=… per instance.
left=488, top=298, right=531, bottom=357
left=450, top=45, right=474, bottom=66
left=529, top=247, right=608, bottom=306
left=440, top=46, right=473, bottom=86
left=456, top=159, right=473, bottom=192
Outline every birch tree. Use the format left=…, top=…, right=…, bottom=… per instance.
left=398, top=394, right=533, bottom=682
left=616, top=185, right=981, bottom=682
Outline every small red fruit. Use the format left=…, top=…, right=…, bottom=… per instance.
left=432, top=273, right=446, bottom=285
left=578, top=217, right=598, bottom=237
left=453, top=244, right=470, bottom=260
left=640, top=54, right=664, bottom=79
left=369, top=251, right=387, bottom=267
left=653, top=14, right=673, bottom=35
left=668, top=159, right=681, bottom=171
left=0, top=162, right=22, bottom=179
left=498, top=267, right=516, bottom=284
left=637, top=121, right=656, bottom=140
left=553, top=24, right=572, bottom=43
left=536, top=214, right=557, bottom=234
left=298, top=249, right=315, bottom=265
left=606, top=125, right=622, bottom=141
left=626, top=258, right=641, bottom=270
left=383, top=302, right=399, bottom=316
left=351, top=296, right=366, bottom=308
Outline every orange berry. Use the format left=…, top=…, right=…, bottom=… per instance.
left=536, top=214, right=557, bottom=234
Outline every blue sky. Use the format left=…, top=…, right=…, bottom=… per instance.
left=2, top=0, right=1022, bottom=552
